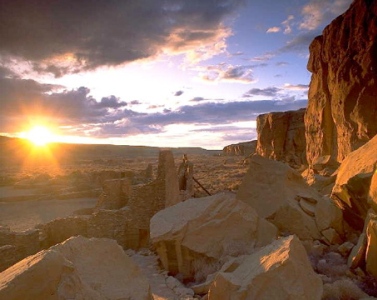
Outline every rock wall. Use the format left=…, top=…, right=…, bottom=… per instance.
left=305, top=0, right=377, bottom=166
left=0, top=227, right=40, bottom=272
left=222, top=141, right=257, bottom=156
left=256, top=108, right=306, bottom=167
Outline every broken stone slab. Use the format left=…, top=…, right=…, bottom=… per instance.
left=208, top=235, right=323, bottom=299
left=0, top=236, right=152, bottom=300
left=348, top=233, right=367, bottom=269
left=368, top=168, right=377, bottom=212
left=150, top=192, right=277, bottom=280
left=331, top=135, right=377, bottom=230
left=237, top=155, right=325, bottom=240
left=366, top=217, right=377, bottom=278
left=315, top=195, right=344, bottom=236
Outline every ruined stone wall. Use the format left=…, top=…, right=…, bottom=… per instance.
left=305, top=0, right=377, bottom=166
left=0, top=150, right=181, bottom=271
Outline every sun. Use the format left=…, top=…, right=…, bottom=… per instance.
left=25, top=125, right=54, bottom=146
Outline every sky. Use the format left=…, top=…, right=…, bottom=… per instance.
left=0, top=0, right=353, bottom=149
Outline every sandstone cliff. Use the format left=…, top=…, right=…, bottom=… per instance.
left=222, top=140, right=257, bottom=156
left=305, top=0, right=377, bottom=166
left=256, top=108, right=306, bottom=167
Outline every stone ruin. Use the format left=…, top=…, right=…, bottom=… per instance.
left=0, top=149, right=181, bottom=272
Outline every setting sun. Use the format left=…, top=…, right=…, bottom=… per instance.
left=26, top=125, right=54, bottom=146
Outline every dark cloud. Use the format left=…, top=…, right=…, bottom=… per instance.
left=199, top=64, right=255, bottom=83
left=174, top=90, right=184, bottom=97
left=0, top=0, right=244, bottom=75
left=243, top=87, right=281, bottom=98
left=96, top=96, right=127, bottom=109
left=0, top=70, right=307, bottom=138
left=130, top=100, right=142, bottom=105
left=190, top=97, right=206, bottom=102
left=278, top=32, right=319, bottom=54
left=127, top=100, right=308, bottom=129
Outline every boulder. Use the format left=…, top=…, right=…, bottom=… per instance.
left=150, top=192, right=277, bottom=279
left=331, top=135, right=377, bottom=230
left=256, top=108, right=306, bottom=168
left=237, top=155, right=325, bottom=240
left=223, top=140, right=257, bottom=156
left=0, top=236, right=152, bottom=300
left=305, top=0, right=377, bottom=166
left=208, top=235, right=323, bottom=300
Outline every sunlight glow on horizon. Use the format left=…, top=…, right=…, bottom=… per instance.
left=22, top=125, right=55, bottom=147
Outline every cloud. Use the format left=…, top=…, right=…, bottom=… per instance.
left=282, top=15, right=294, bottom=34
left=251, top=53, right=275, bottom=62
left=193, top=125, right=257, bottom=142
left=299, top=0, right=352, bottom=31
left=190, top=97, right=206, bottom=102
left=0, top=69, right=307, bottom=140
left=96, top=96, right=128, bottom=109
left=0, top=0, right=244, bottom=76
left=276, top=61, right=289, bottom=67
left=278, top=32, right=319, bottom=53
left=174, top=90, right=184, bottom=96
left=243, top=87, right=281, bottom=98
left=198, top=64, right=256, bottom=83
left=130, top=100, right=142, bottom=105
left=283, top=83, right=309, bottom=91
left=266, top=27, right=281, bottom=33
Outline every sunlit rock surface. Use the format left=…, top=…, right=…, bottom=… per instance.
left=150, top=192, right=277, bottom=279
left=208, top=235, right=323, bottom=300
left=237, top=155, right=326, bottom=240
left=305, top=0, right=377, bottom=166
left=331, top=135, right=377, bottom=230
left=223, top=140, right=257, bottom=156
left=256, top=108, right=306, bottom=168
left=0, top=236, right=152, bottom=300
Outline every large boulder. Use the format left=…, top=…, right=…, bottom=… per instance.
left=237, top=155, right=331, bottom=240
left=208, top=235, right=323, bottom=300
left=0, top=236, right=152, bottom=300
left=256, top=108, right=306, bottom=168
left=331, top=135, right=377, bottom=230
left=150, top=192, right=277, bottom=279
left=305, top=0, right=377, bottom=166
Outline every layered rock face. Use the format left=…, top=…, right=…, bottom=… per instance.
left=256, top=108, right=306, bottom=167
left=305, top=0, right=377, bottom=166
left=222, top=140, right=257, bottom=156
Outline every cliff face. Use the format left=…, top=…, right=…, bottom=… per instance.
left=305, top=0, right=377, bottom=166
left=256, top=108, right=306, bottom=168
left=222, top=141, right=257, bottom=156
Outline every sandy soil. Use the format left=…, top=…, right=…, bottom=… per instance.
left=0, top=197, right=97, bottom=231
